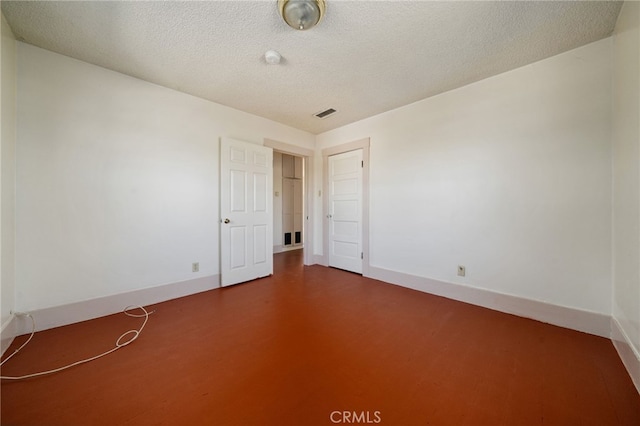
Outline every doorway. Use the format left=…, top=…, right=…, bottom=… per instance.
left=274, top=152, right=304, bottom=253
left=264, top=139, right=314, bottom=267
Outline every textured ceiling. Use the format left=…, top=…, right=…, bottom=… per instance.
left=1, top=0, right=622, bottom=134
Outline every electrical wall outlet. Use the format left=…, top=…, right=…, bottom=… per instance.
left=457, top=265, right=465, bottom=277
left=192, top=262, right=199, bottom=272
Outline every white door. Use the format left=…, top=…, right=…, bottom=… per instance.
left=220, top=138, right=273, bottom=286
left=328, top=149, right=363, bottom=273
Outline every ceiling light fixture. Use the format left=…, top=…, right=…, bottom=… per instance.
left=278, top=0, right=326, bottom=31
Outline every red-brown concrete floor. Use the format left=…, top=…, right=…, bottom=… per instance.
left=2, top=250, right=639, bottom=425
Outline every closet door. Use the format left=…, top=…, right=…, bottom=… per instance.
left=327, top=149, right=362, bottom=273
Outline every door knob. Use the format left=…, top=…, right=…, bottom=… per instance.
left=326, top=214, right=332, bottom=219
left=223, top=218, right=230, bottom=224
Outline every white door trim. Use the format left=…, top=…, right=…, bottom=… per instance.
left=264, top=139, right=315, bottom=267
left=264, top=138, right=314, bottom=157
left=322, top=138, right=370, bottom=277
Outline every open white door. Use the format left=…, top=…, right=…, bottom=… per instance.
left=220, top=138, right=273, bottom=287
left=328, top=149, right=363, bottom=274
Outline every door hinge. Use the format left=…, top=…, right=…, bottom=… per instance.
left=361, top=160, right=364, bottom=168
left=361, top=252, right=363, bottom=259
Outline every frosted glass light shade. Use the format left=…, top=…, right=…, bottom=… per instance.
left=278, top=0, right=326, bottom=31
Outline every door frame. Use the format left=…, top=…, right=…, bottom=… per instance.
left=264, top=138, right=314, bottom=267
left=322, top=138, right=370, bottom=277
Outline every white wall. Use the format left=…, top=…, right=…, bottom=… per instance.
left=612, top=0, right=640, bottom=378
left=15, top=43, right=314, bottom=312
left=316, top=38, right=613, bottom=315
left=1, top=13, right=17, bottom=330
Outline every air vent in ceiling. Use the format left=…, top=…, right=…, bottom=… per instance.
left=314, top=108, right=337, bottom=119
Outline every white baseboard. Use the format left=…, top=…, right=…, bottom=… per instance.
left=313, top=254, right=326, bottom=266
left=1, top=314, right=17, bottom=356
left=13, top=274, right=220, bottom=336
left=368, top=266, right=611, bottom=338
left=611, top=317, right=640, bottom=394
